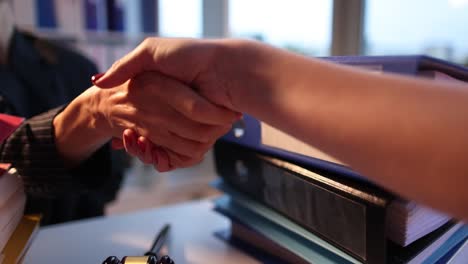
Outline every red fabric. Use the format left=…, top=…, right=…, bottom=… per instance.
left=0, top=114, right=24, bottom=143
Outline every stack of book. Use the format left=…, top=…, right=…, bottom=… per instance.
left=212, top=56, right=468, bottom=264
left=0, top=114, right=40, bottom=264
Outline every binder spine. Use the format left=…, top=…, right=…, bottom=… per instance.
left=215, top=141, right=390, bottom=263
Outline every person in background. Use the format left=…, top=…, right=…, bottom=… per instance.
left=95, top=37, right=468, bottom=221
left=0, top=0, right=115, bottom=225
left=0, top=0, right=237, bottom=225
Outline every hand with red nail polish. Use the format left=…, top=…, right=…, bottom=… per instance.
left=55, top=68, right=235, bottom=169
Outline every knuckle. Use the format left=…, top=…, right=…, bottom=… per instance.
left=141, top=37, right=159, bottom=59
left=183, top=99, right=196, bottom=116
left=111, top=59, right=122, bottom=70
left=126, top=105, right=139, bottom=117
left=142, top=37, right=155, bottom=47
left=184, top=99, right=203, bottom=119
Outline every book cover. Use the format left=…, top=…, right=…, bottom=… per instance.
left=0, top=208, right=23, bottom=253
left=0, top=187, right=26, bottom=235
left=1, top=215, right=41, bottom=264
left=215, top=194, right=466, bottom=264
left=442, top=238, right=467, bottom=264
left=387, top=222, right=464, bottom=264
left=0, top=167, right=22, bottom=214
left=214, top=195, right=358, bottom=264
left=214, top=141, right=392, bottom=263
left=228, top=221, right=310, bottom=264
left=424, top=226, right=468, bottom=264
left=214, top=141, right=464, bottom=263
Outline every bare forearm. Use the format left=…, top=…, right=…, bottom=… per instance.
left=228, top=41, right=468, bottom=219
left=53, top=87, right=111, bottom=166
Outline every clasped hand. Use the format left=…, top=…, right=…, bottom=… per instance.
left=93, top=70, right=237, bottom=172
left=91, top=37, right=259, bottom=172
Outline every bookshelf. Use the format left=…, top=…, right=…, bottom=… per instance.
left=13, top=0, right=159, bottom=71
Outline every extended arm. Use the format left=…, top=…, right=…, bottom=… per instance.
left=224, top=41, right=468, bottom=219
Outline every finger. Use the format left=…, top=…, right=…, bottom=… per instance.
left=163, top=145, right=206, bottom=169
left=123, top=129, right=139, bottom=157
left=154, top=147, right=170, bottom=172
left=154, top=132, right=211, bottom=160
left=138, top=136, right=182, bottom=172
left=94, top=38, right=160, bottom=88
left=137, top=136, right=154, bottom=164
left=128, top=124, right=206, bottom=159
left=134, top=72, right=238, bottom=125
left=137, top=105, right=232, bottom=144
left=111, top=138, right=124, bottom=149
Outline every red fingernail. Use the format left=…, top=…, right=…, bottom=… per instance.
left=91, top=73, right=105, bottom=85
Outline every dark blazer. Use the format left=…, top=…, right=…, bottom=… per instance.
left=0, top=30, right=124, bottom=225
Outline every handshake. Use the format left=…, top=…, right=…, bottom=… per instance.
left=54, top=38, right=267, bottom=172
left=49, top=37, right=468, bottom=221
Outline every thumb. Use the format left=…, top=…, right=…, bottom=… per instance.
left=93, top=40, right=155, bottom=88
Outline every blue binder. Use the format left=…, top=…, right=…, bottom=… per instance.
left=220, top=55, right=468, bottom=183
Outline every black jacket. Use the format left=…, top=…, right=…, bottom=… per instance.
left=0, top=30, right=124, bottom=225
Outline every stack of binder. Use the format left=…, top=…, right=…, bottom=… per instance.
left=212, top=56, right=468, bottom=264
left=0, top=114, right=41, bottom=264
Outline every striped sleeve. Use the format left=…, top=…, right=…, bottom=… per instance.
left=0, top=106, right=111, bottom=197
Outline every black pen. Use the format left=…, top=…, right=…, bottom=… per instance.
left=103, top=224, right=174, bottom=264
left=146, top=223, right=171, bottom=259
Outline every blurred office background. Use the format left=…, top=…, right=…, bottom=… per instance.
left=12, top=0, right=468, bottom=214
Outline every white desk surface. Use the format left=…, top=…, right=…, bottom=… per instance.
left=24, top=200, right=260, bottom=264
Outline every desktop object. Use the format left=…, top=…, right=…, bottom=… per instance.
left=102, top=224, right=174, bottom=264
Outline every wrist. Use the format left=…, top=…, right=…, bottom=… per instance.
left=80, top=86, right=114, bottom=138
left=53, top=87, right=112, bottom=165
left=216, top=39, right=278, bottom=112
